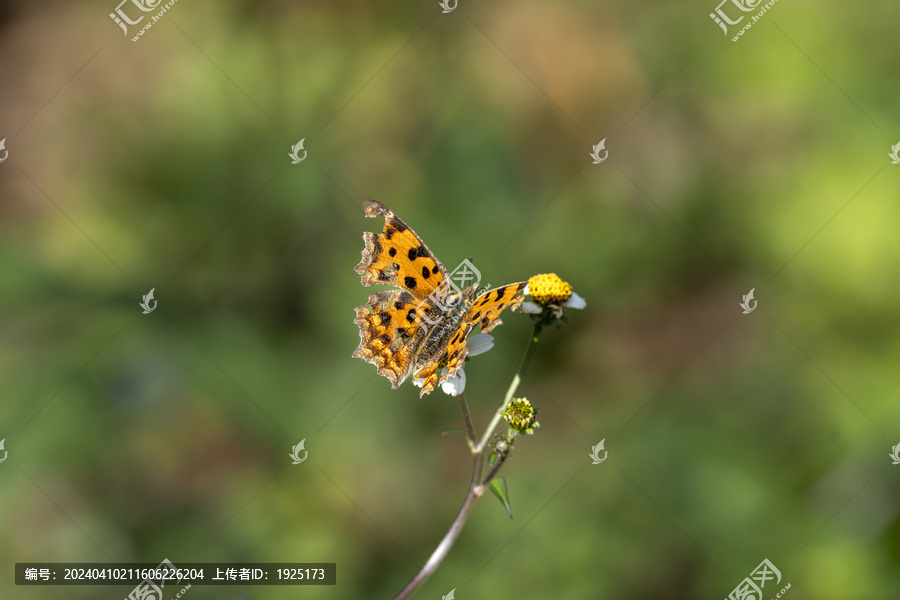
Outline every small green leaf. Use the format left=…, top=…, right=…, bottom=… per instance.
left=488, top=452, right=498, bottom=465
left=489, top=478, right=513, bottom=519
left=441, top=429, right=464, bottom=436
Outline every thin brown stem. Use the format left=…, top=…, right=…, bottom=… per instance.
left=475, top=324, right=543, bottom=453
left=392, top=453, right=482, bottom=600
left=477, top=452, right=509, bottom=491
left=392, top=324, right=544, bottom=600
left=458, top=393, right=477, bottom=448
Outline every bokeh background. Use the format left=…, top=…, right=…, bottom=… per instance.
left=1, top=0, right=899, bottom=598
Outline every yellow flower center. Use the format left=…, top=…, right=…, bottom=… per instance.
left=527, top=273, right=572, bottom=306
left=504, top=398, right=536, bottom=432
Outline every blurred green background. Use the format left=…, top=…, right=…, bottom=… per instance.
left=1, top=0, right=899, bottom=598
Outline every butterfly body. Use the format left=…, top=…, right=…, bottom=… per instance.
left=417, top=288, right=473, bottom=363
left=353, top=200, right=526, bottom=396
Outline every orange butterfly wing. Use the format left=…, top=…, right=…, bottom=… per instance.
left=465, top=282, right=528, bottom=333
left=352, top=290, right=429, bottom=388
left=355, top=200, right=449, bottom=300
left=412, top=282, right=527, bottom=397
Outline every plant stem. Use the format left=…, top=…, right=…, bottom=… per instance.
left=458, top=393, right=477, bottom=449
left=392, top=453, right=482, bottom=600
left=475, top=324, right=543, bottom=454
left=392, top=324, right=545, bottom=599
left=476, top=452, right=509, bottom=492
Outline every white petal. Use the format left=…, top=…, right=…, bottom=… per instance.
left=564, top=292, right=586, bottom=310
left=520, top=301, right=543, bottom=314
left=467, top=333, right=494, bottom=356
left=523, top=284, right=530, bottom=295
left=413, top=378, right=425, bottom=388
left=440, top=368, right=466, bottom=396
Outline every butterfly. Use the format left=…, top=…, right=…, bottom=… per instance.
left=353, top=200, right=526, bottom=397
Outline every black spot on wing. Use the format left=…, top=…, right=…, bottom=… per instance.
left=408, top=246, right=430, bottom=260
left=422, top=266, right=430, bottom=279
left=404, top=276, right=417, bottom=289
left=432, top=265, right=439, bottom=274
left=394, top=301, right=405, bottom=310
left=494, top=287, right=507, bottom=300
left=406, top=309, right=416, bottom=323
left=389, top=247, right=397, bottom=257
left=379, top=312, right=391, bottom=326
